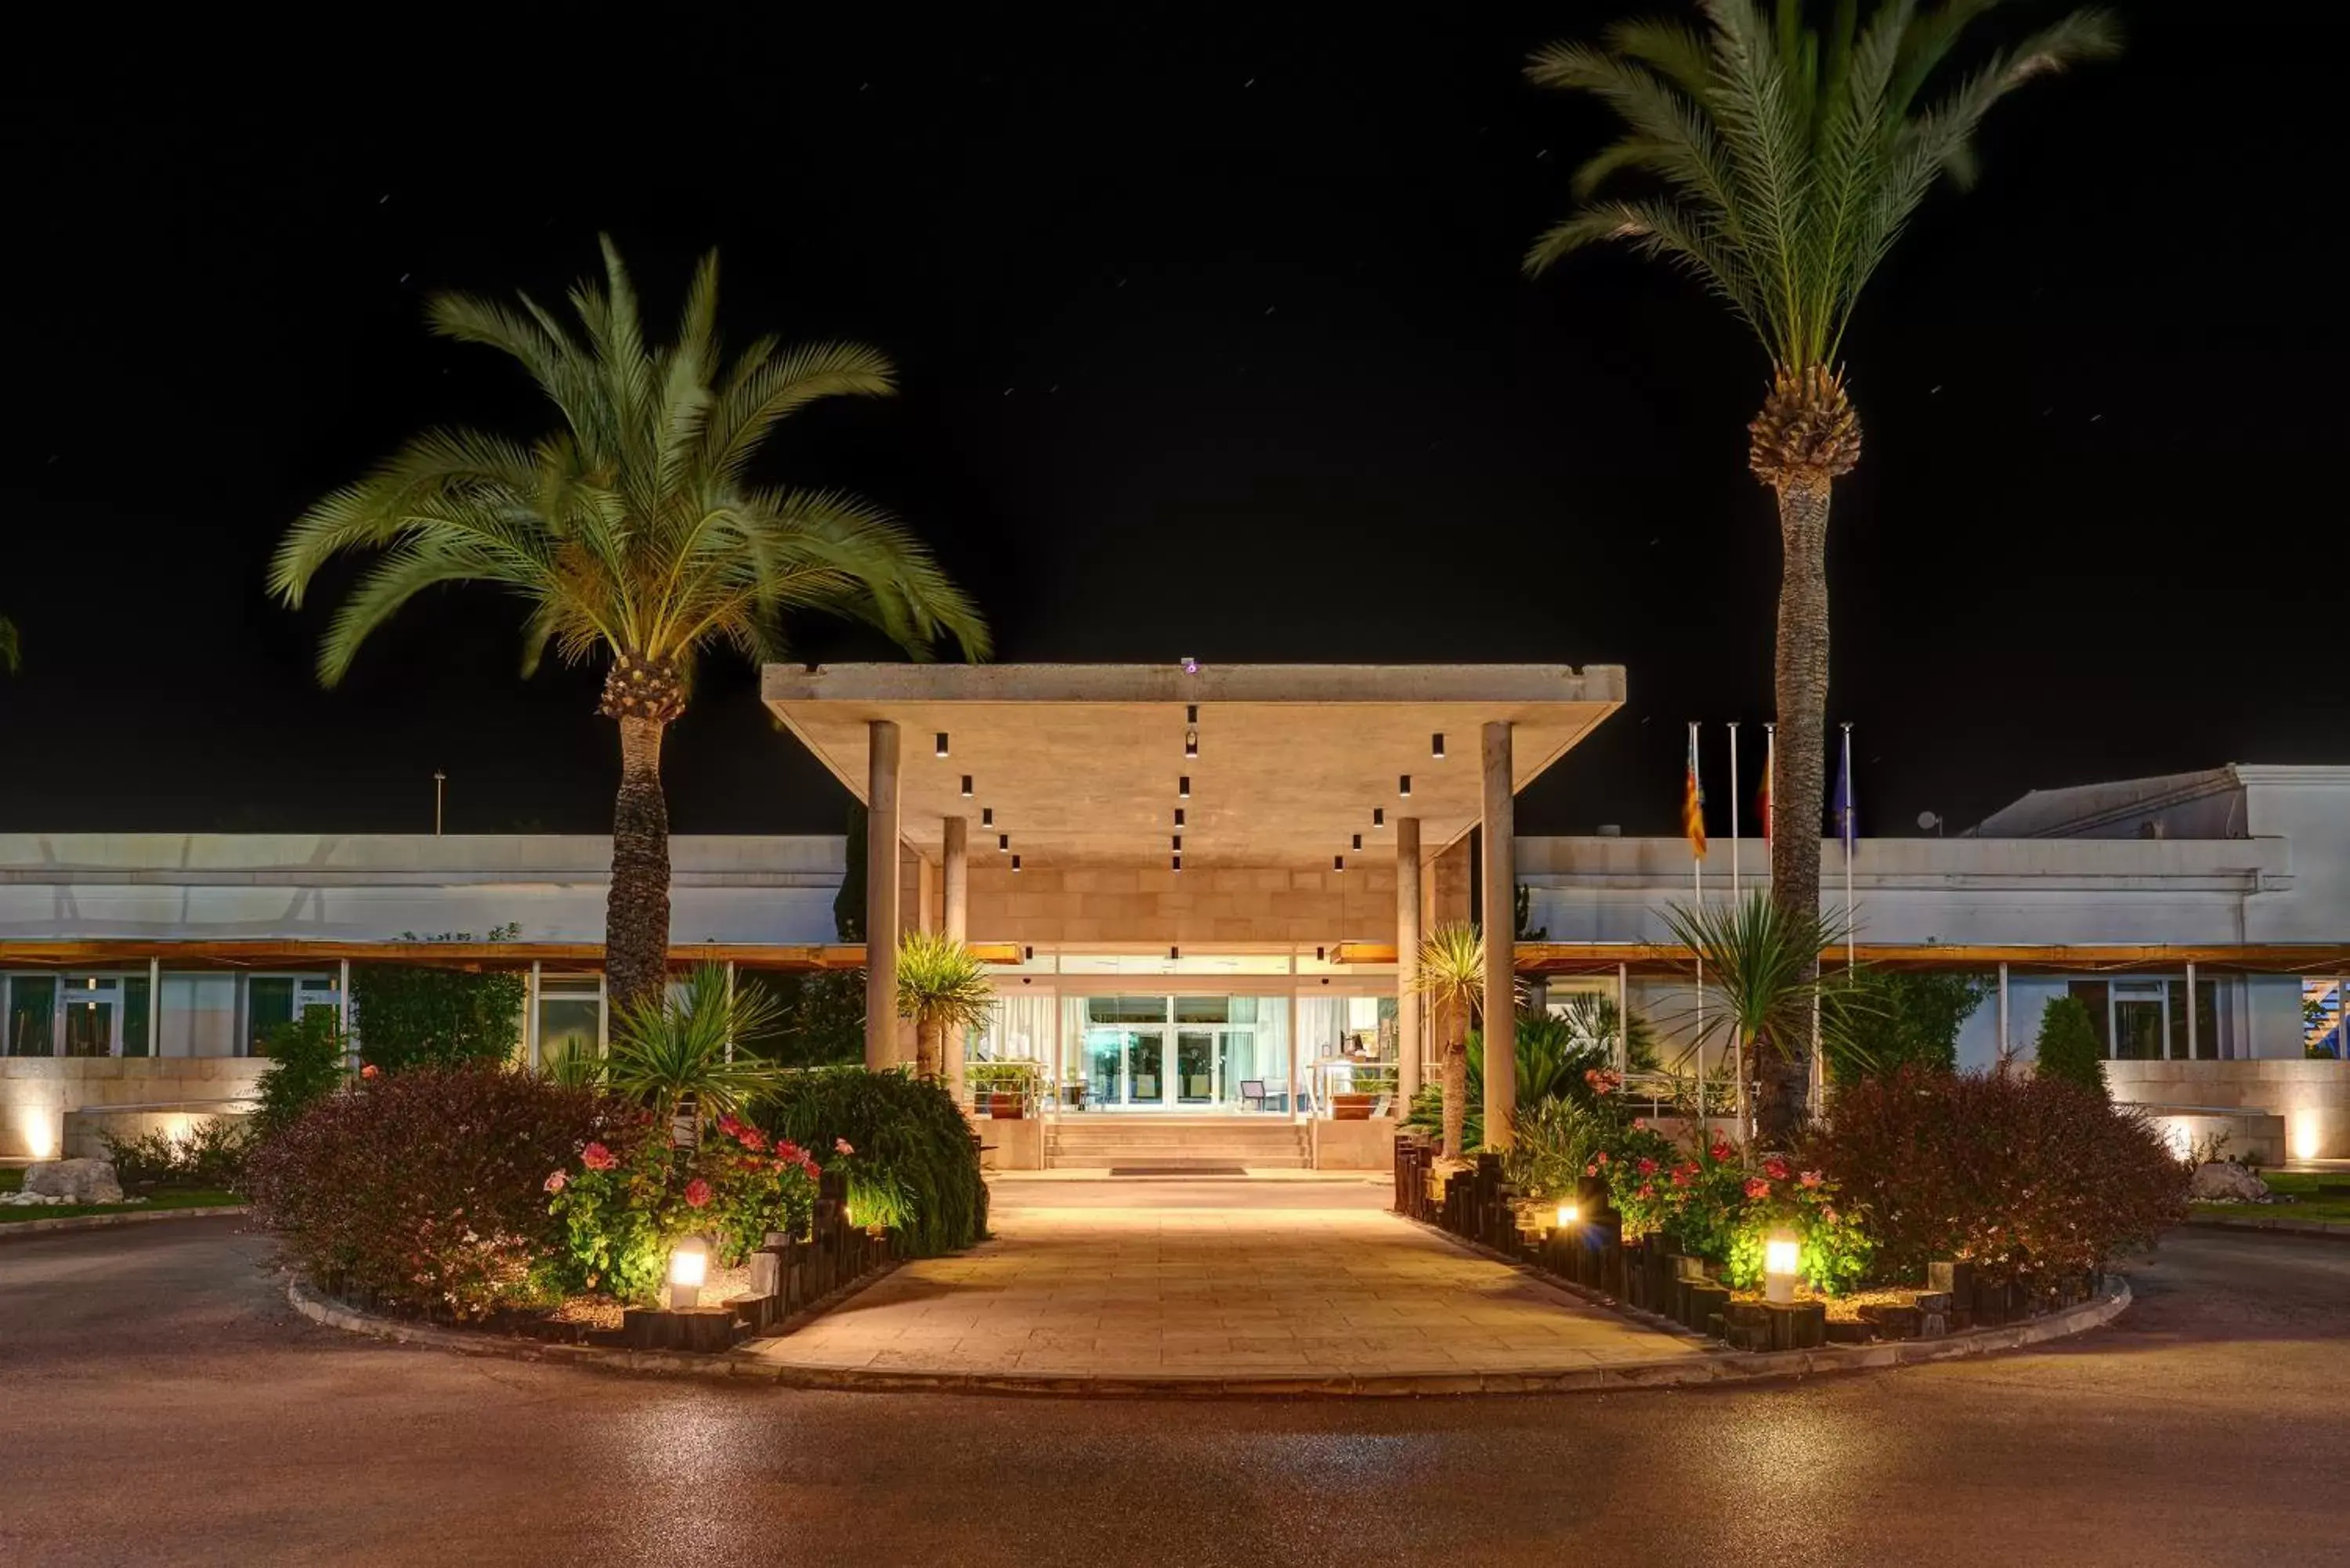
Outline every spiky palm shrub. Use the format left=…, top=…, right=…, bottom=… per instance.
left=606, top=964, right=785, bottom=1140
left=1414, top=922, right=1487, bottom=1159
left=895, top=930, right=996, bottom=1084
left=1551, top=992, right=1661, bottom=1072
left=270, top=237, right=989, bottom=1009
left=1527, top=1, right=2117, bottom=1128
left=1661, top=890, right=1866, bottom=1147
left=1404, top=1010, right=1611, bottom=1153
left=757, top=1068, right=986, bottom=1257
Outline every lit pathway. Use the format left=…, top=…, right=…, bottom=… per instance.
left=750, top=1173, right=1698, bottom=1382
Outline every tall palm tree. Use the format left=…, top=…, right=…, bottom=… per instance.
left=1413, top=921, right=1488, bottom=1160
left=0, top=615, right=18, bottom=673
left=1525, top=1, right=2117, bottom=1126
left=272, top=238, right=989, bottom=1006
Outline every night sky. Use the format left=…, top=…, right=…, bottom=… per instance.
left=3, top=7, right=2340, bottom=844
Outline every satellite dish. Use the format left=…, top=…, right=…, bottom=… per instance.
left=1917, top=811, right=1943, bottom=834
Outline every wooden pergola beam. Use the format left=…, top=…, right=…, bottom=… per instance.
left=0, top=939, right=1023, bottom=973
left=1329, top=940, right=2350, bottom=977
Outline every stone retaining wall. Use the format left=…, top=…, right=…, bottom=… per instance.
left=1, top=1058, right=266, bottom=1158
left=2106, top=1059, right=2350, bottom=1160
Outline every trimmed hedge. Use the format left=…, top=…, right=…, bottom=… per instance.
left=757, top=1068, right=985, bottom=1257
left=1807, top=1064, right=2186, bottom=1286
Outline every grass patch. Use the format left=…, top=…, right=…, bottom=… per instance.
left=0, top=1186, right=240, bottom=1224
left=2193, top=1170, right=2350, bottom=1226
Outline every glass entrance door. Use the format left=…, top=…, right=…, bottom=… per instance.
left=1126, top=1030, right=1165, bottom=1105
left=61, top=978, right=118, bottom=1057
left=1176, top=1031, right=1216, bottom=1105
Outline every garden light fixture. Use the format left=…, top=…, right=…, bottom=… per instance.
left=669, top=1236, right=710, bottom=1310
left=1554, top=1201, right=1578, bottom=1229
left=1764, top=1230, right=1800, bottom=1304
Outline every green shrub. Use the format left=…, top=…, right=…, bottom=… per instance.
left=102, top=1116, right=255, bottom=1190
left=1501, top=1097, right=1610, bottom=1200
left=245, top=1064, right=634, bottom=1319
left=253, top=1013, right=349, bottom=1136
left=757, top=1068, right=984, bottom=1256
left=1808, top=1064, right=2186, bottom=1286
left=350, top=928, right=526, bottom=1072
left=1823, top=970, right=1991, bottom=1085
left=2034, top=995, right=2107, bottom=1097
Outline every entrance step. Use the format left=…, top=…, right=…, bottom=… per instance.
left=1045, top=1117, right=1311, bottom=1169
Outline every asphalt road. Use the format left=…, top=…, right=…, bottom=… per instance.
left=3, top=1216, right=2345, bottom=1567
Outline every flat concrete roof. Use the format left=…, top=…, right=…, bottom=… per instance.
left=761, top=663, right=1625, bottom=868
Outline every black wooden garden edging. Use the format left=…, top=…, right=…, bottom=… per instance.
left=622, top=1165, right=894, bottom=1350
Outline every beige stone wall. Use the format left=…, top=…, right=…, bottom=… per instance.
left=63, top=1107, right=256, bottom=1161
left=1, top=1058, right=267, bottom=1159
left=1311, top=1115, right=1399, bottom=1171
left=2106, top=1059, right=2350, bottom=1159
left=963, top=864, right=1398, bottom=946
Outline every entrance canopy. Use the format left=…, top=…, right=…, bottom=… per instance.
left=761, top=663, right=1624, bottom=869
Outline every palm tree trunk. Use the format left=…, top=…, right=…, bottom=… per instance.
left=915, top=1018, right=940, bottom=1081
left=606, top=714, right=673, bottom=1011
left=1760, top=474, right=1833, bottom=1146
left=1441, top=1003, right=1468, bottom=1162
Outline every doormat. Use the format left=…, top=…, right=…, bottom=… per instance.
left=1108, top=1165, right=1249, bottom=1177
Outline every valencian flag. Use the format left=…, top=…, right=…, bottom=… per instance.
left=1682, top=722, right=1707, bottom=857
left=1759, top=724, right=1774, bottom=848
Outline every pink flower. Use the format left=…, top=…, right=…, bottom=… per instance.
left=1821, top=1206, right=1839, bottom=1226
left=799, top=1158, right=820, bottom=1181
left=1799, top=1169, right=1824, bottom=1189
left=1636, top=1157, right=1658, bottom=1176
left=1636, top=1182, right=1655, bottom=1200
left=774, top=1140, right=807, bottom=1165
left=543, top=1169, right=568, bottom=1194
left=1582, top=1162, right=1598, bottom=1177
left=1708, top=1140, right=1734, bottom=1163
left=735, top=1125, right=769, bottom=1154
left=834, top=1138, right=855, bottom=1156
left=1669, top=1167, right=1690, bottom=1188
left=360, top=1064, right=380, bottom=1080
left=1744, top=1176, right=1770, bottom=1201
left=1762, top=1156, right=1791, bottom=1182
left=717, top=1114, right=744, bottom=1136
left=580, top=1142, right=617, bottom=1172
left=1632, top=1118, right=1647, bottom=1131
left=684, top=1178, right=713, bottom=1209
left=1595, top=1151, right=1610, bottom=1165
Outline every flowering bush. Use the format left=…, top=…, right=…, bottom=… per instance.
left=1721, top=1158, right=1874, bottom=1294
left=1807, top=1064, right=2188, bottom=1285
left=246, top=1064, right=630, bottom=1319
left=1585, top=1118, right=1871, bottom=1294
left=546, top=1112, right=821, bottom=1304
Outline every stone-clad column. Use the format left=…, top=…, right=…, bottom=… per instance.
left=864, top=720, right=901, bottom=1071
left=944, top=816, right=971, bottom=1100
left=1395, top=817, right=1423, bottom=1107
left=1480, top=722, right=1516, bottom=1151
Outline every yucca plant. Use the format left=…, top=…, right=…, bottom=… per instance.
left=1526, top=1, right=2117, bottom=1125
left=1660, top=890, right=1870, bottom=1147
left=1550, top=992, right=1661, bottom=1073
left=269, top=237, right=989, bottom=1008
left=896, top=930, right=996, bottom=1084
left=606, top=964, right=786, bottom=1139
left=1413, top=921, right=1487, bottom=1159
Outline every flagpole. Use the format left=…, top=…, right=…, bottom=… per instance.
left=1689, top=721, right=1706, bottom=1147
left=1842, top=721, right=1856, bottom=974
left=1728, top=721, right=1741, bottom=900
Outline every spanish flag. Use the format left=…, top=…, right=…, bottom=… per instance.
left=1682, top=723, right=1707, bottom=858
left=1759, top=723, right=1774, bottom=849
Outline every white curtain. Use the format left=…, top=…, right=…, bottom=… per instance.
left=1297, top=996, right=1344, bottom=1062
left=976, top=994, right=1054, bottom=1064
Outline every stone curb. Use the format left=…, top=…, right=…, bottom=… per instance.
left=0, top=1205, right=249, bottom=1240
left=2187, top=1212, right=2350, bottom=1240
left=286, top=1270, right=2130, bottom=1399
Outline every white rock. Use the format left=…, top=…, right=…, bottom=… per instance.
left=2189, top=1161, right=2269, bottom=1202
left=20, top=1158, right=125, bottom=1205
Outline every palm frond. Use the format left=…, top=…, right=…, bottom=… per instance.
left=1658, top=890, right=1869, bottom=1067
left=1528, top=0, right=2117, bottom=373
left=895, top=930, right=998, bottom=1034
left=606, top=964, right=786, bottom=1125
left=274, top=237, right=989, bottom=695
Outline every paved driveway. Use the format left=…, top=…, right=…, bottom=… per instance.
left=4, top=1215, right=2348, bottom=1566
left=757, top=1175, right=1696, bottom=1382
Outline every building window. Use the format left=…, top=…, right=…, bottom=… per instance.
left=6, top=976, right=57, bottom=1057
left=537, top=979, right=604, bottom=1072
